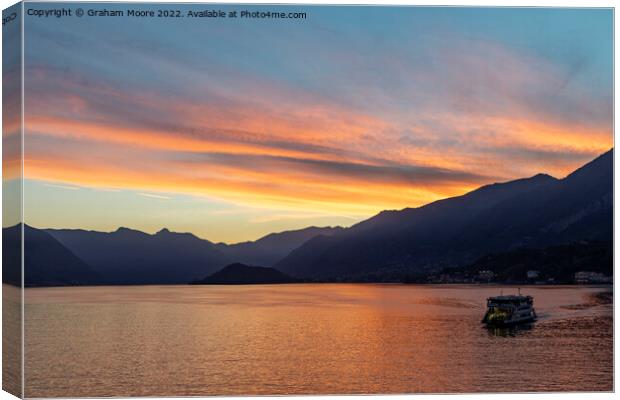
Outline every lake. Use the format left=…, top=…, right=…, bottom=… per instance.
left=23, top=284, right=612, bottom=396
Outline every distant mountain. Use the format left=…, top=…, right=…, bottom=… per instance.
left=17, top=149, right=613, bottom=285
left=45, top=227, right=231, bottom=284
left=192, top=263, right=296, bottom=285
left=215, top=226, right=342, bottom=266
left=275, top=149, right=613, bottom=280
left=44, top=225, right=340, bottom=285
left=3, top=224, right=21, bottom=286
left=3, top=224, right=102, bottom=287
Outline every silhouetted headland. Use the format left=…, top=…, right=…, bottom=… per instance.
left=191, top=263, right=297, bottom=285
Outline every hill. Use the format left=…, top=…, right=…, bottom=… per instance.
left=45, top=227, right=230, bottom=284
left=44, top=226, right=340, bottom=284
left=192, top=263, right=296, bottom=285
left=3, top=224, right=102, bottom=287
left=275, top=149, right=613, bottom=280
left=215, top=226, right=342, bottom=266
left=457, top=241, right=612, bottom=284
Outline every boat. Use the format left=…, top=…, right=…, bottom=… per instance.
left=482, top=290, right=537, bottom=327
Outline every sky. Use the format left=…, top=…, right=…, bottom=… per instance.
left=8, top=5, right=613, bottom=243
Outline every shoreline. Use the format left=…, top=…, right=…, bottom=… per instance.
left=9, top=282, right=615, bottom=289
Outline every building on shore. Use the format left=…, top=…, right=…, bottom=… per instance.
left=477, top=270, right=495, bottom=283
left=574, top=271, right=612, bottom=284
left=526, top=270, right=540, bottom=280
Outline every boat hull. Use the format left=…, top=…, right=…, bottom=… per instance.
left=483, top=315, right=536, bottom=327
left=482, top=293, right=537, bottom=327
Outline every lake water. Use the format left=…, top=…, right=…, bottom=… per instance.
left=23, top=284, right=612, bottom=397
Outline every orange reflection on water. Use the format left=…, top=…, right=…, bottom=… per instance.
left=24, top=284, right=612, bottom=397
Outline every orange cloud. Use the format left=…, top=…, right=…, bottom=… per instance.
left=20, top=36, right=612, bottom=221
left=24, top=141, right=472, bottom=217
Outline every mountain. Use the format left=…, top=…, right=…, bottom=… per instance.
left=3, top=224, right=21, bottom=286
left=44, top=225, right=340, bottom=284
left=275, top=149, right=613, bottom=280
left=215, top=226, right=342, bottom=266
left=3, top=224, right=102, bottom=287
left=454, top=241, right=612, bottom=284
left=45, top=227, right=230, bottom=284
left=19, top=149, right=613, bottom=285
left=192, top=263, right=296, bottom=285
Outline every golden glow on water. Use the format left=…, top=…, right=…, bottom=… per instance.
left=24, top=284, right=612, bottom=396
left=3, top=285, right=22, bottom=396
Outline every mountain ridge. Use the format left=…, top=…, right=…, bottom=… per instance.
left=43, top=224, right=342, bottom=284
left=192, top=262, right=296, bottom=285
left=7, top=148, right=612, bottom=286
left=3, top=224, right=102, bottom=286
left=275, top=149, right=613, bottom=280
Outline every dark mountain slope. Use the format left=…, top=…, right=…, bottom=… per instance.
left=193, top=263, right=295, bottom=284
left=454, top=149, right=612, bottom=251
left=276, top=149, right=613, bottom=280
left=45, top=225, right=341, bottom=284
left=3, top=224, right=102, bottom=286
left=3, top=224, right=21, bottom=286
left=456, top=241, right=612, bottom=283
left=46, top=227, right=231, bottom=284
left=216, top=226, right=342, bottom=266
left=349, top=172, right=557, bottom=237
left=276, top=172, right=560, bottom=278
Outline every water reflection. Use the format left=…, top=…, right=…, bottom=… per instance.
left=24, top=284, right=612, bottom=396
left=485, top=323, right=535, bottom=338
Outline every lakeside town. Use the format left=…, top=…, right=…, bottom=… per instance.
left=422, top=269, right=613, bottom=285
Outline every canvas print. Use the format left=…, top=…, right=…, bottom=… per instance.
left=2, top=2, right=614, bottom=397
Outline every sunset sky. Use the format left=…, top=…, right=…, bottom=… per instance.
left=12, top=5, right=613, bottom=243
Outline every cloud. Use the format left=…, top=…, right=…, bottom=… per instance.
left=95, top=188, right=122, bottom=193
left=249, top=213, right=358, bottom=224
left=21, top=18, right=612, bottom=220
left=43, top=183, right=80, bottom=191
left=138, top=193, right=171, bottom=200
left=178, top=152, right=495, bottom=187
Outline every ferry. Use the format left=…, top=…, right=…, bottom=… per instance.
left=482, top=291, right=537, bottom=327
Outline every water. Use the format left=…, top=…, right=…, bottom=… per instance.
left=23, top=284, right=612, bottom=397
